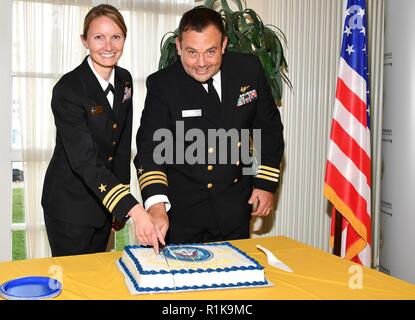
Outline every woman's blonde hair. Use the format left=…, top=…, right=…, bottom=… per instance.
left=83, top=4, right=127, bottom=38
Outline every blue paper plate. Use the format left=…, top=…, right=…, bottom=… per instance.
left=0, top=276, right=62, bottom=300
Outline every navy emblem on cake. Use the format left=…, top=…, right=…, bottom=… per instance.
left=163, top=246, right=213, bottom=262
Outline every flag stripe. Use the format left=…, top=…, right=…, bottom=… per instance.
left=332, top=98, right=370, bottom=156
left=345, top=227, right=370, bottom=264
left=357, top=242, right=371, bottom=266
left=324, top=183, right=370, bottom=249
left=341, top=223, right=348, bottom=258
left=330, top=119, right=371, bottom=185
left=327, top=142, right=371, bottom=212
left=338, top=57, right=366, bottom=103
left=336, top=78, right=367, bottom=127
left=325, top=165, right=370, bottom=240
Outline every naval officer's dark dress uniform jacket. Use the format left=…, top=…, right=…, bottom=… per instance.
left=135, top=52, right=284, bottom=241
left=42, top=56, right=137, bottom=254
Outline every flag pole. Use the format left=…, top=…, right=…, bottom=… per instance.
left=333, top=208, right=342, bottom=256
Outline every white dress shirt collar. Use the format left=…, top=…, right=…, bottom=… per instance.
left=87, top=56, right=115, bottom=108
left=202, top=70, right=222, bottom=102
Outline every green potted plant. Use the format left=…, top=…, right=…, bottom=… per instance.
left=158, top=0, right=291, bottom=105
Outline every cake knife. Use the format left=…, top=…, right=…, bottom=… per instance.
left=256, top=245, right=293, bottom=273
left=161, top=246, right=177, bottom=290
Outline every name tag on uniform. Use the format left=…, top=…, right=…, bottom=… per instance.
left=182, top=109, right=202, bottom=118
left=90, top=105, right=104, bottom=115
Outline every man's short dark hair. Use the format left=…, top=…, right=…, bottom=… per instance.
left=178, top=6, right=225, bottom=41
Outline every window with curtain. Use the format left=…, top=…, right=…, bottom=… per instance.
left=10, top=0, right=193, bottom=260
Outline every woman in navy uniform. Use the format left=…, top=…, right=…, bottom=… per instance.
left=42, top=4, right=164, bottom=257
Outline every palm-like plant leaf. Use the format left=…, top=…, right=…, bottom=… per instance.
left=158, top=0, right=291, bottom=106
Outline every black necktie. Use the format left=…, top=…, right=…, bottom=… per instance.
left=104, top=83, right=114, bottom=96
left=206, top=78, right=221, bottom=105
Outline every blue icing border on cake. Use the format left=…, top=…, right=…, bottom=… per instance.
left=124, top=242, right=264, bottom=275
left=119, top=257, right=268, bottom=293
left=118, top=257, right=141, bottom=292
left=120, top=242, right=268, bottom=293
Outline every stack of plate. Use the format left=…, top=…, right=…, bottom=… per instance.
left=0, top=276, right=62, bottom=300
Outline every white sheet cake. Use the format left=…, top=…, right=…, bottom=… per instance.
left=117, top=242, right=268, bottom=294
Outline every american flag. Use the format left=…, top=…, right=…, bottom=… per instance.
left=324, top=0, right=371, bottom=267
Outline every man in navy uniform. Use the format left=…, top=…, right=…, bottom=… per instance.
left=135, top=7, right=284, bottom=244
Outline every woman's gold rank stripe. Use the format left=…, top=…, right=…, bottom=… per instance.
left=138, top=171, right=168, bottom=191
left=102, top=184, right=130, bottom=213
left=256, top=165, right=280, bottom=183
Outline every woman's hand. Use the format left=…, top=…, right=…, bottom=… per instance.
left=127, top=204, right=165, bottom=254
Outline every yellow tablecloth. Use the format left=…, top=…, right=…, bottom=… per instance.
left=1, top=236, right=415, bottom=300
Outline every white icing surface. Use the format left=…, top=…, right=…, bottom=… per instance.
left=120, top=244, right=266, bottom=291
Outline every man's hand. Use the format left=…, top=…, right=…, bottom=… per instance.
left=127, top=204, right=165, bottom=254
left=148, top=203, right=169, bottom=240
left=248, top=188, right=275, bottom=217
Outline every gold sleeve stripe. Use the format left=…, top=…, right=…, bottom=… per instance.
left=122, top=184, right=130, bottom=189
left=108, top=190, right=131, bottom=213
left=258, top=165, right=280, bottom=173
left=138, top=171, right=167, bottom=183
left=105, top=186, right=129, bottom=210
left=139, top=175, right=168, bottom=186
left=140, top=179, right=168, bottom=191
left=257, top=169, right=280, bottom=178
left=103, top=184, right=125, bottom=207
left=256, top=174, right=279, bottom=183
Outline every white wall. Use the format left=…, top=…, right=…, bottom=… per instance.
left=380, top=0, right=415, bottom=284
left=247, top=0, right=269, bottom=22
left=0, top=0, right=13, bottom=261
